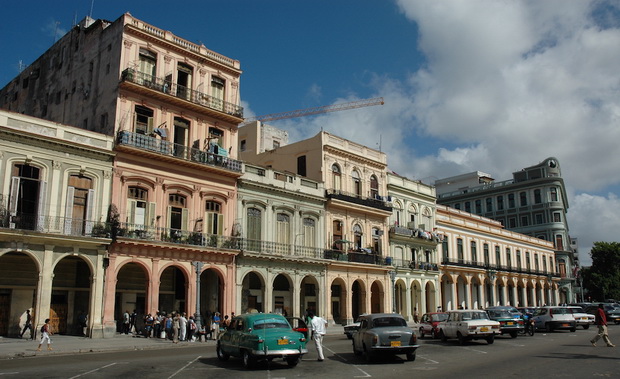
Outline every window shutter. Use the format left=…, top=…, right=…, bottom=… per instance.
left=126, top=199, right=137, bottom=225
left=217, top=214, right=224, bottom=235
left=83, top=189, right=95, bottom=235
left=36, top=181, right=47, bottom=232
left=181, top=208, right=189, bottom=231
left=147, top=202, right=156, bottom=228
left=9, top=177, right=20, bottom=216
left=205, top=212, right=214, bottom=235
left=64, top=186, right=75, bottom=235
left=166, top=206, right=172, bottom=229
left=147, top=117, right=154, bottom=134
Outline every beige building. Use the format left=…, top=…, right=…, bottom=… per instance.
left=387, top=172, right=441, bottom=320
left=437, top=205, right=558, bottom=311
left=0, top=110, right=114, bottom=337
left=240, top=122, right=393, bottom=324
left=0, top=14, right=245, bottom=337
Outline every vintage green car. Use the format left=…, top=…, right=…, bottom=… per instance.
left=216, top=313, right=308, bottom=368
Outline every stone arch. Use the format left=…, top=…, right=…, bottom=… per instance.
left=271, top=273, right=293, bottom=316
left=115, top=261, right=150, bottom=333
left=425, top=280, right=437, bottom=314
left=300, top=275, right=320, bottom=318
left=395, top=278, right=407, bottom=316
left=50, top=255, right=93, bottom=335
left=199, top=265, right=226, bottom=319
left=330, top=277, right=347, bottom=324
left=241, top=271, right=265, bottom=313
left=157, top=263, right=190, bottom=315
left=352, top=278, right=367, bottom=319
left=370, top=280, right=384, bottom=313
left=0, top=251, right=39, bottom=337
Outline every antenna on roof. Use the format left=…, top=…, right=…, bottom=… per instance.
left=53, top=21, right=60, bottom=43
left=89, top=0, right=95, bottom=18
left=18, top=60, right=25, bottom=73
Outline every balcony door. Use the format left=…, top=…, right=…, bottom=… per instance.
left=64, top=175, right=94, bottom=235
left=9, top=164, right=46, bottom=230
left=176, top=63, right=193, bottom=100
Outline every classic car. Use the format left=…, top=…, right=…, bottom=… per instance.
left=532, top=306, right=577, bottom=332
left=584, top=304, right=620, bottom=324
left=216, top=313, right=308, bottom=368
left=437, top=310, right=500, bottom=345
left=418, top=312, right=448, bottom=339
left=567, top=306, right=595, bottom=329
left=352, top=313, right=419, bottom=362
left=344, top=314, right=367, bottom=339
left=485, top=306, right=524, bottom=338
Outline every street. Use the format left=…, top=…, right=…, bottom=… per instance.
left=1, top=327, right=619, bottom=378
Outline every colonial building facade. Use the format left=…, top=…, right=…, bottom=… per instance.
left=437, top=205, right=559, bottom=311
left=0, top=110, right=114, bottom=337
left=435, top=157, right=577, bottom=304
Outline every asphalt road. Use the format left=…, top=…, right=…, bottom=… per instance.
left=1, top=326, right=619, bottom=378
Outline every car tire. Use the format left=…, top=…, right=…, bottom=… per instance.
left=216, top=344, right=229, bottom=361
left=510, top=331, right=518, bottom=339
left=286, top=356, right=300, bottom=367
left=242, top=350, right=255, bottom=369
left=570, top=327, right=576, bottom=332
left=406, top=352, right=416, bottom=362
left=418, top=328, right=425, bottom=339
left=583, top=325, right=590, bottom=330
left=432, top=329, right=440, bottom=339
left=457, top=332, right=465, bottom=346
left=486, top=335, right=495, bottom=344
left=440, top=330, right=448, bottom=342
left=346, top=334, right=353, bottom=340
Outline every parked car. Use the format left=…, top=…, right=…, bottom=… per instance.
left=584, top=304, right=620, bottom=324
left=286, top=316, right=309, bottom=339
left=352, top=313, right=419, bottom=362
left=567, top=306, right=595, bottom=329
left=532, top=306, right=577, bottom=332
left=418, top=312, right=448, bottom=339
left=344, top=314, right=367, bottom=339
left=216, top=313, right=308, bottom=369
left=485, top=306, right=524, bottom=338
left=437, top=310, right=500, bottom=345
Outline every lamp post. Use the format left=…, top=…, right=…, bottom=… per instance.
left=389, top=270, right=397, bottom=313
left=193, top=261, right=203, bottom=330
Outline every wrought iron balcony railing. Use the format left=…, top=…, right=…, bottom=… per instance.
left=121, top=68, right=243, bottom=118
left=0, top=211, right=111, bottom=238
left=441, top=258, right=556, bottom=276
left=117, top=131, right=242, bottom=172
left=325, top=189, right=392, bottom=211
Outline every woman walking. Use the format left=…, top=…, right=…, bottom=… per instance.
left=37, top=318, right=53, bottom=351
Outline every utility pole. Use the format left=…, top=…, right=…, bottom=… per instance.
left=193, top=261, right=203, bottom=329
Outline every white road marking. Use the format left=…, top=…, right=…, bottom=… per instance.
left=167, top=355, right=201, bottom=379
left=0, top=373, right=20, bottom=376
left=418, top=355, right=439, bottom=364
left=324, top=344, right=371, bottom=377
left=68, top=363, right=117, bottom=379
left=462, top=347, right=487, bottom=354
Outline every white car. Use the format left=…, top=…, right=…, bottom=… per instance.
left=437, top=310, right=500, bottom=345
left=532, top=306, right=577, bottom=332
left=567, top=306, right=595, bottom=329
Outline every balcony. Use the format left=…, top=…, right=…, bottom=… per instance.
left=389, top=225, right=443, bottom=243
left=120, top=68, right=243, bottom=121
left=0, top=211, right=112, bottom=239
left=389, top=258, right=440, bottom=271
left=441, top=258, right=556, bottom=276
left=325, top=189, right=392, bottom=212
left=116, top=130, right=242, bottom=173
left=323, top=249, right=388, bottom=265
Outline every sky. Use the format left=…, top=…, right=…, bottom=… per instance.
left=1, top=0, right=620, bottom=266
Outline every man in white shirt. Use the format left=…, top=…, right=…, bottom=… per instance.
left=309, top=311, right=327, bottom=361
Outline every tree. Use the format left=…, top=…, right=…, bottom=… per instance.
left=581, top=242, right=620, bottom=301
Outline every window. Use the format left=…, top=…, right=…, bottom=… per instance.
left=520, top=215, right=529, bottom=227
left=457, top=238, right=464, bottom=263
left=471, top=241, right=477, bottom=263
left=353, top=224, right=363, bottom=250
left=454, top=203, right=461, bottom=210
left=465, top=201, right=471, bottom=213
left=297, top=155, right=306, bottom=177
left=535, top=213, right=544, bottom=224
left=177, top=62, right=193, bottom=100
left=486, top=198, right=493, bottom=212
left=352, top=170, right=361, bottom=197
left=534, top=189, right=542, bottom=204
left=332, top=164, right=341, bottom=191
left=247, top=207, right=262, bottom=250
left=525, top=251, right=531, bottom=270
left=555, top=234, right=564, bottom=251
left=553, top=212, right=561, bottom=222
left=173, top=117, right=190, bottom=157
left=497, top=195, right=504, bottom=210
left=127, top=186, right=153, bottom=229
left=495, top=246, right=501, bottom=265
left=99, top=113, right=108, bottom=132
left=370, top=175, right=379, bottom=199
left=475, top=200, right=482, bottom=213
left=550, top=187, right=558, bottom=202
left=276, top=213, right=290, bottom=245
left=508, top=217, right=516, bottom=228
left=139, top=48, right=157, bottom=78
left=559, top=261, right=566, bottom=278
left=65, top=175, right=94, bottom=235
left=483, top=244, right=489, bottom=265
left=543, top=256, right=547, bottom=272
left=506, top=248, right=512, bottom=268
left=508, top=193, right=515, bottom=208
left=516, top=250, right=522, bottom=269
left=240, top=139, right=246, bottom=152
left=272, top=140, right=280, bottom=149
left=134, top=105, right=154, bottom=135
left=211, top=76, right=225, bottom=110
left=168, top=194, right=188, bottom=232
left=9, top=164, right=44, bottom=231
left=442, top=239, right=449, bottom=260
left=534, top=253, right=539, bottom=271
left=205, top=201, right=223, bottom=235
left=519, top=191, right=527, bottom=206
left=302, top=218, right=316, bottom=247
left=332, top=220, right=343, bottom=250
left=372, top=227, right=380, bottom=252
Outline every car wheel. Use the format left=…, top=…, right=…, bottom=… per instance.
left=546, top=323, right=553, bottom=333
left=510, top=331, right=518, bottom=339
left=418, top=328, right=425, bottom=339
left=242, top=350, right=255, bottom=369
left=363, top=344, right=374, bottom=363
left=570, top=327, right=576, bottom=332
left=286, top=356, right=300, bottom=367
left=486, top=335, right=495, bottom=344
left=216, top=343, right=229, bottom=361
left=440, top=330, right=448, bottom=342
left=457, top=332, right=466, bottom=345
left=432, top=329, right=440, bottom=339
left=583, top=325, right=590, bottom=330
left=406, top=352, right=416, bottom=362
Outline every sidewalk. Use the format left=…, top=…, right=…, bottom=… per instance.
left=0, top=325, right=345, bottom=360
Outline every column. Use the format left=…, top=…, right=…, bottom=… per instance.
left=404, top=281, right=412, bottom=321
left=102, top=254, right=118, bottom=337
left=148, top=259, right=160, bottom=315
left=420, top=280, right=427, bottom=315
left=512, top=284, right=518, bottom=307
left=450, top=277, right=457, bottom=310
left=34, top=245, right=54, bottom=331
left=89, top=248, right=107, bottom=338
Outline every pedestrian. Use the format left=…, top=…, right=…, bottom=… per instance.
left=154, top=311, right=162, bottom=338
left=36, top=318, right=53, bottom=351
left=309, top=311, right=327, bottom=362
left=179, top=312, right=188, bottom=341
left=187, top=316, right=196, bottom=342
left=172, top=312, right=180, bottom=344
left=413, top=307, right=420, bottom=323
left=144, top=313, right=154, bottom=337
left=130, top=309, right=137, bottom=334
left=20, top=309, right=34, bottom=339
left=212, top=312, right=221, bottom=340
left=165, top=313, right=173, bottom=340
left=591, top=303, right=615, bottom=347
left=122, top=310, right=130, bottom=334
left=78, top=311, right=88, bottom=337
left=222, top=315, right=230, bottom=330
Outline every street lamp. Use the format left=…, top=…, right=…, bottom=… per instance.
left=389, top=270, right=397, bottom=313
left=193, top=261, right=204, bottom=330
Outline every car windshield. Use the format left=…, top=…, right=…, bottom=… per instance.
left=462, top=312, right=490, bottom=321
left=488, top=310, right=516, bottom=318
left=431, top=313, right=448, bottom=322
left=253, top=318, right=290, bottom=330
left=551, top=308, right=571, bottom=315
left=372, top=317, right=407, bottom=328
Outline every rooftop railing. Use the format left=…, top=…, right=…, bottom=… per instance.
left=326, top=189, right=392, bottom=211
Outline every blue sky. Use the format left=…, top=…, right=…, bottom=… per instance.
left=2, top=0, right=620, bottom=266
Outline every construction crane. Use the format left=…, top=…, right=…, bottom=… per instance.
left=243, top=97, right=384, bottom=123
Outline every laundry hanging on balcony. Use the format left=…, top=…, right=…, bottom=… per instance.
left=153, top=127, right=168, bottom=138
